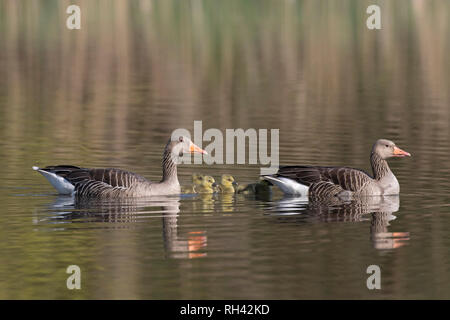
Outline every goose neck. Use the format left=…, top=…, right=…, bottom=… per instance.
left=161, top=149, right=178, bottom=184
left=370, top=152, right=391, bottom=180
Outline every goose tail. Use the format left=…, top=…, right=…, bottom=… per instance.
left=32, top=166, right=75, bottom=195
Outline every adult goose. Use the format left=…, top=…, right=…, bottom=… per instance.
left=33, top=136, right=207, bottom=198
left=263, top=139, right=411, bottom=198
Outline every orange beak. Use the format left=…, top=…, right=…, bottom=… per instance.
left=393, top=146, right=411, bottom=157
left=189, top=142, right=207, bottom=155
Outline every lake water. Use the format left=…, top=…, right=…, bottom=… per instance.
left=0, top=0, right=449, bottom=299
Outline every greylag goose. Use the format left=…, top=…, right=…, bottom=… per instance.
left=263, top=139, right=410, bottom=198
left=33, top=136, right=207, bottom=198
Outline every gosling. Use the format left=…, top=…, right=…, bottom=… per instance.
left=218, top=174, right=238, bottom=193
left=181, top=173, right=205, bottom=194
left=196, top=175, right=218, bottom=194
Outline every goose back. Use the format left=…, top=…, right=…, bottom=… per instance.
left=275, top=165, right=373, bottom=193
left=39, top=166, right=152, bottom=198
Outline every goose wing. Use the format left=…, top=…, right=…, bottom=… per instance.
left=275, top=165, right=372, bottom=192
left=37, top=165, right=151, bottom=197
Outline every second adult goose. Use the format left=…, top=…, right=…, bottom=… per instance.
left=33, top=136, right=207, bottom=198
left=263, top=139, right=410, bottom=198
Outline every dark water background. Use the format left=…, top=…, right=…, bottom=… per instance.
left=0, top=0, right=449, bottom=299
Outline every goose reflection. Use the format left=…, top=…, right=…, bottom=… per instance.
left=35, top=195, right=207, bottom=259
left=267, top=195, right=409, bottom=249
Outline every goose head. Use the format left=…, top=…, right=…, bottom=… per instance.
left=167, top=136, right=207, bottom=162
left=372, top=139, right=411, bottom=160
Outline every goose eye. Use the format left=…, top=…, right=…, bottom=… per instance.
left=385, top=145, right=389, bottom=148
left=179, top=136, right=184, bottom=142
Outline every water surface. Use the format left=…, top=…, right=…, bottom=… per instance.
left=0, top=0, right=449, bottom=299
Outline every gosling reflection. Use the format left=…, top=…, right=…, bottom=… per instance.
left=269, top=195, right=409, bottom=250
left=192, top=193, right=216, bottom=212
left=38, top=195, right=207, bottom=259
left=219, top=192, right=235, bottom=213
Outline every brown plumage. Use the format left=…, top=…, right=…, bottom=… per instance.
left=33, top=136, right=207, bottom=198
left=263, top=139, right=411, bottom=198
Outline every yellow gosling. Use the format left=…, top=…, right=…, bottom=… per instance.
left=181, top=173, right=205, bottom=194
left=192, top=173, right=204, bottom=186
left=219, top=174, right=238, bottom=193
left=181, top=185, right=196, bottom=194
left=196, top=175, right=217, bottom=194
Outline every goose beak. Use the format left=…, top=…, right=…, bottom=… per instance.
left=393, top=146, right=411, bottom=157
left=189, top=143, right=208, bottom=155
left=232, top=181, right=238, bottom=186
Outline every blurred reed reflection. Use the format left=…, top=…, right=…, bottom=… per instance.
left=1, top=0, right=449, bottom=172
left=267, top=195, right=409, bottom=250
